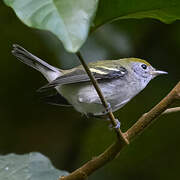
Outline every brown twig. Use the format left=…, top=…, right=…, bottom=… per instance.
left=142, top=107, right=180, bottom=117
left=125, top=82, right=180, bottom=140
left=76, top=51, right=129, bottom=144
left=158, top=107, right=180, bottom=115
left=59, top=81, right=180, bottom=180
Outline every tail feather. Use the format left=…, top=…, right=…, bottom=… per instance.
left=12, top=44, right=61, bottom=81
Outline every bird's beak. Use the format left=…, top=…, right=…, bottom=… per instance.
left=150, top=70, right=168, bottom=76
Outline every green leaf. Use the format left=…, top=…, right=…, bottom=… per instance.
left=0, top=153, right=68, bottom=180
left=3, top=0, right=98, bottom=53
left=94, top=0, right=180, bottom=28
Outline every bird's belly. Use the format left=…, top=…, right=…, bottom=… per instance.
left=58, top=83, right=105, bottom=115
left=58, top=79, right=141, bottom=116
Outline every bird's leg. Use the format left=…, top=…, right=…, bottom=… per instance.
left=81, top=113, right=90, bottom=120
left=100, top=102, right=121, bottom=129
left=108, top=118, right=121, bottom=130
left=88, top=114, right=121, bottom=130
left=100, top=102, right=112, bottom=115
left=86, top=113, right=109, bottom=120
left=105, top=102, right=112, bottom=113
left=114, top=119, right=121, bottom=129
left=85, top=113, right=121, bottom=129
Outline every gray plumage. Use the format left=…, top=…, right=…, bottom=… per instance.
left=12, top=44, right=59, bottom=73
left=12, top=44, right=167, bottom=116
left=38, top=66, right=127, bottom=91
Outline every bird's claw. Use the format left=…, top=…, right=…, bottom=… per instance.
left=109, top=119, right=121, bottom=130
left=105, top=102, right=112, bottom=113
left=114, top=119, right=121, bottom=129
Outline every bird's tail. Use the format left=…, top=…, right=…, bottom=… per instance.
left=12, top=44, right=61, bottom=82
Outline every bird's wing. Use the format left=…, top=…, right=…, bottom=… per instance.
left=38, top=66, right=127, bottom=91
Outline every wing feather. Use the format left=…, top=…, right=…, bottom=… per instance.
left=38, top=66, right=127, bottom=91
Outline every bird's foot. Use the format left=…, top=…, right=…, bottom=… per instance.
left=109, top=118, right=121, bottom=130
left=105, top=102, right=112, bottom=113
left=114, top=118, right=121, bottom=129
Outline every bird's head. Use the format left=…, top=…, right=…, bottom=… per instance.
left=120, top=58, right=168, bottom=86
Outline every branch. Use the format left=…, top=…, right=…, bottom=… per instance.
left=142, top=107, right=180, bottom=117
left=59, top=81, right=180, bottom=180
left=158, top=107, right=180, bottom=115
left=76, top=52, right=129, bottom=144
left=125, top=82, right=180, bottom=140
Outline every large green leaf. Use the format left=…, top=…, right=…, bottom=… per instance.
left=0, top=153, right=68, bottom=180
left=94, top=0, right=180, bottom=28
left=4, top=0, right=98, bottom=53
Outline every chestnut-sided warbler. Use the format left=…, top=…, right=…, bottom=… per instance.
left=12, top=44, right=167, bottom=117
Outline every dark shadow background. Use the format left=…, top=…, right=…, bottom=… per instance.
left=0, top=1, right=180, bottom=179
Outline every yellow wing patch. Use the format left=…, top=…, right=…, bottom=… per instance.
left=89, top=68, right=107, bottom=74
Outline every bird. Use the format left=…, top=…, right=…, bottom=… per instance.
left=12, top=44, right=167, bottom=119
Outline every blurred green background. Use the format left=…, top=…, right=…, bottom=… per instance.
left=0, top=1, right=180, bottom=180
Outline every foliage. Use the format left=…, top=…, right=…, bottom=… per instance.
left=1, top=0, right=180, bottom=180
left=3, top=0, right=98, bottom=53
left=94, top=0, right=180, bottom=28
left=0, top=153, right=68, bottom=180
left=4, top=0, right=180, bottom=52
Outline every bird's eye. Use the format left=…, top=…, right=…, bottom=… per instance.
left=141, top=64, right=147, bottom=70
